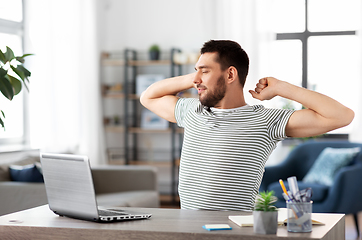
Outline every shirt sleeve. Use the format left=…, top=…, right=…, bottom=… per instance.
left=266, top=108, right=295, bottom=141
left=174, top=98, right=198, bottom=128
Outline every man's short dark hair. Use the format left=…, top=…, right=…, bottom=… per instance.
left=200, top=40, right=249, bottom=87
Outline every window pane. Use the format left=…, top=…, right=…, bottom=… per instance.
left=270, top=40, right=303, bottom=86
left=308, top=35, right=360, bottom=133
left=268, top=40, right=303, bottom=110
left=271, top=0, right=305, bottom=33
left=0, top=0, right=23, bottom=22
left=308, top=0, right=360, bottom=32
left=0, top=33, right=23, bottom=139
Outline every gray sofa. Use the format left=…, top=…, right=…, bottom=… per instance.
left=0, top=155, right=159, bottom=216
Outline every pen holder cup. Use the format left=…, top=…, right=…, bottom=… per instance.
left=287, top=201, right=313, bottom=233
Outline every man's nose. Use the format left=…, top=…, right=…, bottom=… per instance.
left=193, top=72, right=202, bottom=85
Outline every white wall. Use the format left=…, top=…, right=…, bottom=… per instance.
left=97, top=0, right=217, bottom=52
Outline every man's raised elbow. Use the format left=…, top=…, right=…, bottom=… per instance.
left=140, top=91, right=147, bottom=108
left=340, top=108, right=355, bottom=128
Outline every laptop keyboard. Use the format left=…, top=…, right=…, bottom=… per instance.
left=98, top=209, right=128, bottom=216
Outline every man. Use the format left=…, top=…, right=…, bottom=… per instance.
left=140, top=40, right=354, bottom=211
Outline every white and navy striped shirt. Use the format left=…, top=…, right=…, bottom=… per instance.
left=175, top=98, right=294, bottom=211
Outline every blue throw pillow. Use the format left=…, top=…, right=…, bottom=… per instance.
left=9, top=164, right=44, bottom=183
left=303, top=147, right=360, bottom=186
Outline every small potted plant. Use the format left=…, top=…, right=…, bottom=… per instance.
left=149, top=44, right=160, bottom=60
left=253, top=190, right=278, bottom=234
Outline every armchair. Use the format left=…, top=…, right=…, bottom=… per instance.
left=260, top=141, right=362, bottom=236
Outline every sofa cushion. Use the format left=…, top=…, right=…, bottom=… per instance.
left=303, top=147, right=360, bottom=186
left=9, top=163, right=44, bottom=183
left=96, top=190, right=159, bottom=208
left=268, top=181, right=329, bottom=203
left=0, top=155, right=41, bottom=182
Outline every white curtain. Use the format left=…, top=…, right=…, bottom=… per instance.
left=24, top=0, right=105, bottom=165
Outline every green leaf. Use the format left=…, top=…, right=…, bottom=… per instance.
left=0, top=50, right=5, bottom=64
left=0, top=116, right=4, bottom=129
left=0, top=75, right=14, bottom=100
left=20, top=53, right=34, bottom=58
left=0, top=67, right=7, bottom=77
left=4, top=47, right=15, bottom=62
left=8, top=75, right=22, bottom=95
left=254, top=191, right=278, bottom=212
left=17, top=65, right=31, bottom=78
left=0, top=110, right=4, bottom=129
left=15, top=53, right=33, bottom=64
left=15, top=56, right=25, bottom=63
left=10, top=65, right=25, bottom=81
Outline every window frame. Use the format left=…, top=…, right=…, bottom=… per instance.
left=0, top=0, right=27, bottom=146
left=275, top=0, right=356, bottom=89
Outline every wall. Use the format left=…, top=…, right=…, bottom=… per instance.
left=98, top=0, right=217, bottom=52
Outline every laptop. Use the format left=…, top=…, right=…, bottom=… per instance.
left=40, top=152, right=152, bottom=222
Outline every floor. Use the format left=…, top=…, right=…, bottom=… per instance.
left=160, top=198, right=361, bottom=239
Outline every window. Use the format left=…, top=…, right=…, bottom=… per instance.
left=271, top=0, right=360, bottom=134
left=0, top=0, right=25, bottom=144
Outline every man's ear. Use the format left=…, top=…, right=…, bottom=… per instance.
left=226, top=66, right=238, bottom=84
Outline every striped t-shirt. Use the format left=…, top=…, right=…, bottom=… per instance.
left=175, top=98, right=294, bottom=211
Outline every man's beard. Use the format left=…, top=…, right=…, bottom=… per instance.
left=198, top=75, right=226, bottom=108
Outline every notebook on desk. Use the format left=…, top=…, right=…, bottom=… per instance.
left=229, top=208, right=324, bottom=227
left=40, top=153, right=152, bottom=222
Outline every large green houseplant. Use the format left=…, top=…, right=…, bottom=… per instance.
left=0, top=46, right=32, bottom=129
left=253, top=191, right=279, bottom=234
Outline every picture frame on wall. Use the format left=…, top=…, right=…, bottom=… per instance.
left=136, top=74, right=165, bottom=97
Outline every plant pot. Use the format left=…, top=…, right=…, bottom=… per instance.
left=149, top=51, right=160, bottom=60
left=253, top=211, right=278, bottom=234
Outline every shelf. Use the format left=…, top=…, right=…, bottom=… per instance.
left=128, top=160, right=172, bottom=167
left=101, top=56, right=195, bottom=67
left=103, top=93, right=139, bottom=100
left=105, top=126, right=124, bottom=132
left=129, top=127, right=171, bottom=134
left=101, top=48, right=185, bottom=202
left=128, top=60, right=171, bottom=66
left=101, top=58, right=125, bottom=66
left=105, top=126, right=184, bottom=134
left=101, top=58, right=171, bottom=67
left=129, top=127, right=184, bottom=134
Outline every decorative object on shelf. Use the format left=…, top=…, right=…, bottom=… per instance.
left=253, top=191, right=278, bottom=235
left=141, top=109, right=168, bottom=130
left=113, top=115, right=120, bottom=125
left=173, top=51, right=199, bottom=64
left=149, top=44, right=160, bottom=60
left=103, top=117, right=111, bottom=126
left=109, top=83, right=122, bottom=92
left=0, top=46, right=33, bottom=129
left=136, top=74, right=164, bottom=97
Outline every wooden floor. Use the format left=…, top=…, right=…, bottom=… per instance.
left=160, top=198, right=360, bottom=239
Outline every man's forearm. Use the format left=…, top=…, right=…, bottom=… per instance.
left=250, top=77, right=354, bottom=137
left=140, top=73, right=196, bottom=123
left=276, top=80, right=354, bottom=137
left=277, top=80, right=353, bottom=124
left=140, top=73, right=195, bottom=101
